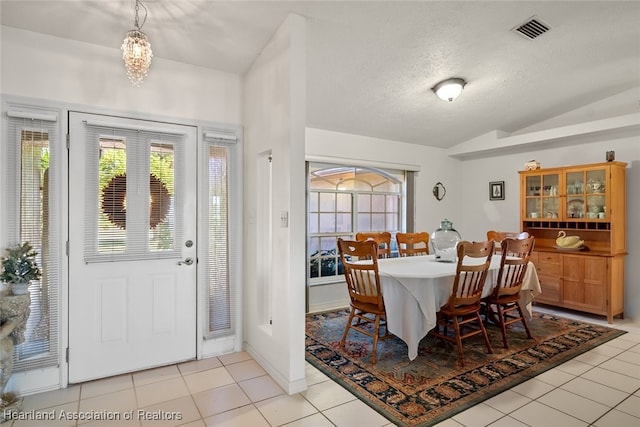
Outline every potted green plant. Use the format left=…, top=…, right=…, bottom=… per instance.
left=0, top=242, right=41, bottom=295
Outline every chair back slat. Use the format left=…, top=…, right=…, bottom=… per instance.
left=338, top=238, right=384, bottom=310
left=396, top=232, right=430, bottom=257
left=444, top=240, right=494, bottom=310
left=355, top=232, right=392, bottom=258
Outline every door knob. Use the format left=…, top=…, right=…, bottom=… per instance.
left=178, top=257, right=194, bottom=266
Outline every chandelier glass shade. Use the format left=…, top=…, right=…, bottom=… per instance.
left=121, top=0, right=152, bottom=86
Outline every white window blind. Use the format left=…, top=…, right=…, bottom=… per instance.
left=83, top=122, right=183, bottom=263
left=202, top=131, right=240, bottom=339
left=203, top=131, right=237, bottom=143
left=5, top=110, right=61, bottom=372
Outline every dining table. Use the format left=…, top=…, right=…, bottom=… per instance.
left=377, top=254, right=542, bottom=361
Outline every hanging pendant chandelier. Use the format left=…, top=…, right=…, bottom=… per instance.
left=121, top=0, right=153, bottom=86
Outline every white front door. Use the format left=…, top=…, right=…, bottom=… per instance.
left=68, top=112, right=197, bottom=383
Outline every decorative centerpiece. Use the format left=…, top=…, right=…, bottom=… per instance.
left=0, top=242, right=41, bottom=296
left=431, top=219, right=461, bottom=262
left=525, top=160, right=540, bottom=170
left=554, top=231, right=584, bottom=250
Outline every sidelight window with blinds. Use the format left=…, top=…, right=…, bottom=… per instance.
left=4, top=109, right=61, bottom=371
left=202, top=132, right=239, bottom=338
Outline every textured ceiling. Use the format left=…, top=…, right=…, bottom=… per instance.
left=2, top=1, right=639, bottom=148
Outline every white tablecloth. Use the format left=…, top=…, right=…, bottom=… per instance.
left=377, top=255, right=541, bottom=361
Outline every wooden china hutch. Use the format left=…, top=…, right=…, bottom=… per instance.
left=519, top=161, right=626, bottom=323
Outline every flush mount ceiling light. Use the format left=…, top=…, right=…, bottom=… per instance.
left=432, top=78, right=467, bottom=102
left=121, top=0, right=153, bottom=86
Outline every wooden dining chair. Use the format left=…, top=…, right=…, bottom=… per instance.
left=431, top=240, right=494, bottom=367
left=355, top=231, right=392, bottom=258
left=482, top=236, right=535, bottom=348
left=337, top=238, right=391, bottom=364
left=396, top=232, right=430, bottom=257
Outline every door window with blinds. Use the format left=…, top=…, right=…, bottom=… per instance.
left=3, top=109, right=61, bottom=371
left=83, top=122, right=182, bottom=262
left=202, top=134, right=239, bottom=339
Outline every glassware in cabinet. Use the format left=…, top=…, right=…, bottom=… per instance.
left=525, top=175, right=541, bottom=197
left=566, top=171, right=584, bottom=196
left=586, top=169, right=606, bottom=194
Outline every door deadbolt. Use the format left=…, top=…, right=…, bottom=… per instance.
left=185, top=240, right=193, bottom=248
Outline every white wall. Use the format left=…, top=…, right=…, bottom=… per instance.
left=0, top=26, right=242, bottom=125
left=242, top=14, right=307, bottom=394
left=514, top=87, right=640, bottom=135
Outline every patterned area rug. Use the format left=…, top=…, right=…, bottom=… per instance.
left=305, top=309, right=626, bottom=426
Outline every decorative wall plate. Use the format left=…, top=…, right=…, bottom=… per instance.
left=567, top=198, right=585, bottom=218
left=432, top=182, right=446, bottom=201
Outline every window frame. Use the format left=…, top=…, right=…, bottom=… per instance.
left=2, top=106, right=62, bottom=373
left=199, top=130, right=243, bottom=347
left=307, top=163, right=405, bottom=285
left=82, top=124, right=184, bottom=263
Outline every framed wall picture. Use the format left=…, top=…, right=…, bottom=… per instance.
left=490, top=181, right=504, bottom=200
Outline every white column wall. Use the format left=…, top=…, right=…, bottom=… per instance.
left=242, top=14, right=307, bottom=394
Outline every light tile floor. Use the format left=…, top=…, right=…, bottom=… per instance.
left=4, top=307, right=640, bottom=427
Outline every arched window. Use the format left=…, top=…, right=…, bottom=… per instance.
left=307, top=163, right=405, bottom=283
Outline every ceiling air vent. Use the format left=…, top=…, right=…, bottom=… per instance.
left=512, top=16, right=551, bottom=40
